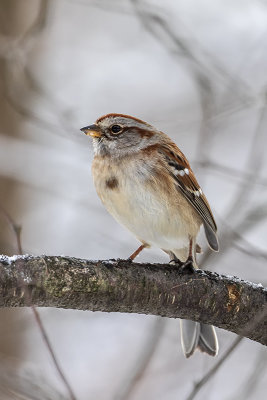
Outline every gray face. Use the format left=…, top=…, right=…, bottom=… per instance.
left=90, top=114, right=160, bottom=157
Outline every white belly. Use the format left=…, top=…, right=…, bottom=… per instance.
left=93, top=164, right=190, bottom=251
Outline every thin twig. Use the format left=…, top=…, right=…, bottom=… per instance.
left=196, top=159, right=267, bottom=188
left=185, top=304, right=267, bottom=400
left=0, top=205, right=77, bottom=400
left=201, top=97, right=267, bottom=266
left=130, top=0, right=250, bottom=95
left=185, top=337, right=243, bottom=400
left=227, top=347, right=267, bottom=400
left=0, top=204, right=22, bottom=254
left=31, top=306, right=77, bottom=400
left=203, top=200, right=267, bottom=270
left=115, top=318, right=166, bottom=400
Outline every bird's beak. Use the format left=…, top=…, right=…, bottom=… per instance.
left=80, top=124, right=102, bottom=138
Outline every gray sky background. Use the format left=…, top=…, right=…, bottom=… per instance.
left=0, top=1, right=266, bottom=399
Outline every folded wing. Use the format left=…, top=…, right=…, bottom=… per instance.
left=159, top=143, right=219, bottom=251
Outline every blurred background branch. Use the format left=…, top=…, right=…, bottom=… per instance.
left=186, top=336, right=243, bottom=400
left=0, top=204, right=77, bottom=400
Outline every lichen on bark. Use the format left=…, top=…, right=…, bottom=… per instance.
left=0, top=255, right=266, bottom=345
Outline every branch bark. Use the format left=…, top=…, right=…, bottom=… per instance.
left=0, top=255, right=266, bottom=345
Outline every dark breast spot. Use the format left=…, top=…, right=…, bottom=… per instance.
left=105, top=176, right=119, bottom=190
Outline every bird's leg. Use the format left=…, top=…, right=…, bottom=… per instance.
left=181, top=238, right=195, bottom=273
left=128, top=244, right=146, bottom=261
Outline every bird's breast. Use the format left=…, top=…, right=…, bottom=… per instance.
left=92, top=155, right=200, bottom=249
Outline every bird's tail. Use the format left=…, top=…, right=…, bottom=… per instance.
left=180, top=320, right=219, bottom=358
left=166, top=250, right=219, bottom=358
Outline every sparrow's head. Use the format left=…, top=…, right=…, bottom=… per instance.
left=81, top=114, right=160, bottom=156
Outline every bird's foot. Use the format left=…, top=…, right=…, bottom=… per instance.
left=180, top=257, right=195, bottom=273
left=169, top=258, right=183, bottom=269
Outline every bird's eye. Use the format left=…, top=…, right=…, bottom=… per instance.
left=111, top=125, right=122, bottom=134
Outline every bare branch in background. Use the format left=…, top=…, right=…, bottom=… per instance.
left=0, top=354, right=67, bottom=400
left=224, top=100, right=266, bottom=215
left=201, top=98, right=267, bottom=266
left=0, top=255, right=266, bottom=346
left=65, top=0, right=134, bottom=14
left=227, top=348, right=267, bottom=400
left=196, top=159, right=267, bottom=188
left=0, top=206, right=77, bottom=400
left=130, top=0, right=251, bottom=97
left=0, top=205, right=22, bottom=254
left=0, top=0, right=77, bottom=138
left=233, top=242, right=267, bottom=262
left=202, top=200, right=267, bottom=267
left=115, top=317, right=165, bottom=400
left=185, top=336, right=243, bottom=400
left=30, top=306, right=77, bottom=400
left=0, top=0, right=50, bottom=60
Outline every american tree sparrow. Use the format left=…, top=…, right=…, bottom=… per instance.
left=81, top=114, right=219, bottom=358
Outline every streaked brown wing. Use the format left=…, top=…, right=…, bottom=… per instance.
left=159, top=144, right=218, bottom=251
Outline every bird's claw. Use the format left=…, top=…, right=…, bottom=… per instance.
left=169, top=258, right=183, bottom=269
left=180, top=257, right=195, bottom=273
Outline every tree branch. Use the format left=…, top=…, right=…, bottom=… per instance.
left=0, top=255, right=266, bottom=346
